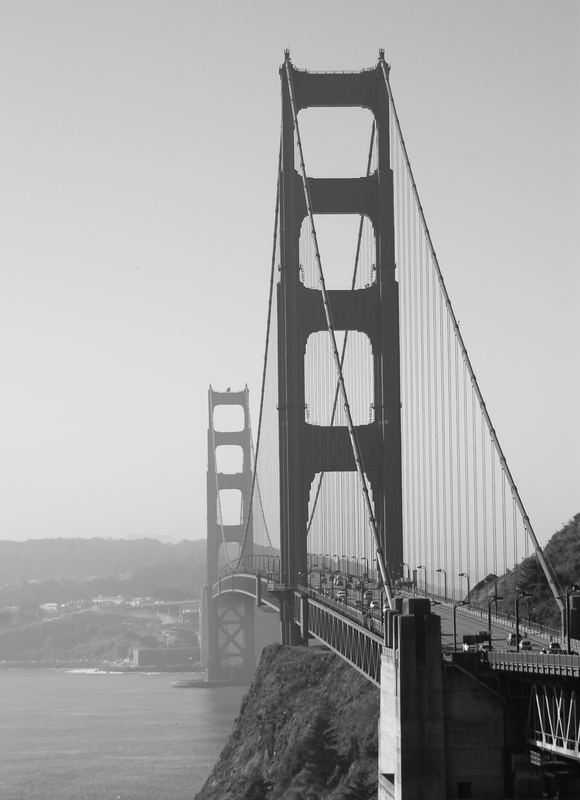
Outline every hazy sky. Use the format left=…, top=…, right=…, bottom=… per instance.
left=0, top=1, right=578, bottom=545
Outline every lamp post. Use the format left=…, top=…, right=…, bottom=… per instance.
left=565, top=584, right=579, bottom=654
left=487, top=594, right=503, bottom=641
left=416, top=565, right=426, bottom=595
left=435, top=568, right=447, bottom=600
left=515, top=588, right=531, bottom=649
left=453, top=600, right=466, bottom=652
left=459, top=572, right=470, bottom=603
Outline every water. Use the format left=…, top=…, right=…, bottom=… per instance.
left=0, top=669, right=246, bottom=800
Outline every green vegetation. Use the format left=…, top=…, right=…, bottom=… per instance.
left=0, top=607, right=169, bottom=665
left=196, top=643, right=379, bottom=800
left=516, top=513, right=580, bottom=627
left=469, top=514, right=580, bottom=629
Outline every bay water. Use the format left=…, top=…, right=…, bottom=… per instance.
left=0, top=669, right=246, bottom=800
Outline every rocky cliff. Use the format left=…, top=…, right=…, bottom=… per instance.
left=195, top=643, right=379, bottom=800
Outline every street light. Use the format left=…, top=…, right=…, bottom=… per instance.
left=515, top=587, right=531, bottom=649
left=453, top=600, right=467, bottom=652
left=459, top=572, right=471, bottom=603
left=416, top=565, right=426, bottom=595
left=487, top=594, right=503, bottom=641
left=565, top=584, right=580, bottom=654
left=435, top=568, right=447, bottom=600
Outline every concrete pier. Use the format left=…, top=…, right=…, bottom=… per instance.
left=378, top=597, right=547, bottom=799
left=379, top=597, right=446, bottom=800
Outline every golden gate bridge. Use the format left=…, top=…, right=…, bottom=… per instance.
left=200, top=52, right=580, bottom=798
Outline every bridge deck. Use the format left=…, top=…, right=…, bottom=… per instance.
left=212, top=574, right=580, bottom=682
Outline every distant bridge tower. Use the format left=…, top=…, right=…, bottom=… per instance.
left=277, top=53, right=403, bottom=643
left=201, top=386, right=256, bottom=681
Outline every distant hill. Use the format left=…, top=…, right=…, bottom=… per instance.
left=0, top=538, right=208, bottom=664
left=0, top=537, right=206, bottom=584
left=0, top=607, right=169, bottom=665
left=0, top=538, right=207, bottom=610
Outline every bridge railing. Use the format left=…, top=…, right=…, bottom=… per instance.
left=487, top=650, right=580, bottom=677
left=293, top=588, right=385, bottom=685
left=298, top=584, right=383, bottom=637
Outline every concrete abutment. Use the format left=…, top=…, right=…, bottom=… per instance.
left=379, top=598, right=540, bottom=799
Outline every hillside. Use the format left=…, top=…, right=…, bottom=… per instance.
left=468, top=513, right=580, bottom=629
left=0, top=607, right=173, bottom=666
left=196, top=643, right=379, bottom=800
left=0, top=537, right=206, bottom=585
left=0, top=538, right=206, bottom=613
left=0, top=538, right=206, bottom=663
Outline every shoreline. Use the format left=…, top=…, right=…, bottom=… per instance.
left=0, top=660, right=206, bottom=673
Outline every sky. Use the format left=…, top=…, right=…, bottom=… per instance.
left=0, top=1, right=578, bottom=546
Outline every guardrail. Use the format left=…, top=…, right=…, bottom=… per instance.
left=487, top=650, right=580, bottom=678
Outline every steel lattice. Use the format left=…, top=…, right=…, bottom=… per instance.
left=528, top=684, right=580, bottom=761
left=304, top=598, right=384, bottom=685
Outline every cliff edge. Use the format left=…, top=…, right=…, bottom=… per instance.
left=195, top=642, right=379, bottom=800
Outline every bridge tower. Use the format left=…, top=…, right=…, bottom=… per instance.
left=277, top=53, right=403, bottom=643
left=202, top=386, right=256, bottom=681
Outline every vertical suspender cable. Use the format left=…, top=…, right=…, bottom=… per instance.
left=379, top=59, right=563, bottom=614
left=447, top=315, right=455, bottom=595
left=284, top=60, right=394, bottom=606
left=232, top=147, right=281, bottom=571
left=472, top=388, right=479, bottom=583
left=481, top=413, right=488, bottom=575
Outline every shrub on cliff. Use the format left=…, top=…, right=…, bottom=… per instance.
left=196, top=643, right=379, bottom=800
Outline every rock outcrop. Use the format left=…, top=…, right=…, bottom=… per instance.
left=196, top=643, right=379, bottom=800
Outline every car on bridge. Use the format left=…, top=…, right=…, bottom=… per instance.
left=541, top=641, right=564, bottom=654
left=506, top=633, right=521, bottom=647
left=518, top=639, right=533, bottom=652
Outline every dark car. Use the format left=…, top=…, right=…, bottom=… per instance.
left=541, top=641, right=564, bottom=654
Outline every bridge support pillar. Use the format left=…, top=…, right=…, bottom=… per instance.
left=204, top=592, right=256, bottom=682
left=199, top=584, right=210, bottom=669
left=379, top=598, right=446, bottom=800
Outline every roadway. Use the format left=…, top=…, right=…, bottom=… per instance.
left=311, top=579, right=561, bottom=654
left=432, top=600, right=554, bottom=653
